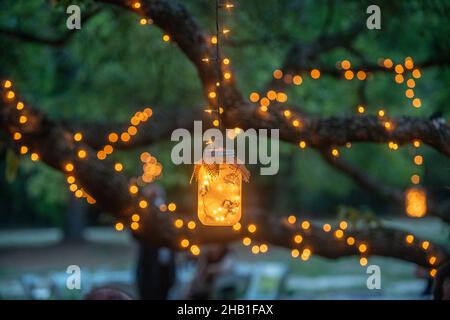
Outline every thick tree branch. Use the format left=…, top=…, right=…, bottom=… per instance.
left=65, top=106, right=199, bottom=150
left=185, top=211, right=450, bottom=268
left=263, top=23, right=363, bottom=91
left=225, top=106, right=450, bottom=158
left=65, top=105, right=450, bottom=159
left=2, top=86, right=449, bottom=268
left=65, top=107, right=450, bottom=224
left=286, top=52, right=450, bottom=79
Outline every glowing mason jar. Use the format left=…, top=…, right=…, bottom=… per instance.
left=197, top=149, right=244, bottom=226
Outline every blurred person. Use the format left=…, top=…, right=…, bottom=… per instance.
left=136, top=184, right=176, bottom=300
left=187, top=245, right=234, bottom=300
left=136, top=245, right=175, bottom=300
left=433, top=262, right=450, bottom=300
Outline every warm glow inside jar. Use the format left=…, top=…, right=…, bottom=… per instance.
left=197, top=149, right=243, bottom=226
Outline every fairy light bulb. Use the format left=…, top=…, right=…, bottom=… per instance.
left=19, top=115, right=28, bottom=124
left=260, top=244, right=268, bottom=253
left=310, top=69, right=320, bottom=79
left=73, top=132, right=83, bottom=142
left=65, top=163, right=74, bottom=172
left=331, top=148, right=340, bottom=158
left=405, top=234, right=414, bottom=244
left=129, top=185, right=138, bottom=194
left=13, top=132, right=22, bottom=140
left=6, top=90, right=15, bottom=99
left=358, top=243, right=367, bottom=253
left=114, top=163, right=123, bottom=172
left=181, top=239, right=190, bottom=248
left=139, top=200, right=148, bottom=208
left=187, top=221, right=196, bottom=230
left=357, top=105, right=365, bottom=113
left=421, top=241, right=430, bottom=250
left=346, top=237, right=355, bottom=246
left=287, top=215, right=296, bottom=224
left=273, top=69, right=283, bottom=79
left=30, top=153, right=39, bottom=161
left=77, top=149, right=87, bottom=159
left=168, top=203, right=177, bottom=212
left=301, top=220, right=310, bottom=230
left=334, top=229, right=344, bottom=239
left=190, top=245, right=200, bottom=255
left=3, top=80, right=12, bottom=88
left=131, top=222, right=139, bottom=230
left=294, top=234, right=303, bottom=244
left=360, top=257, right=368, bottom=266
left=383, top=58, right=393, bottom=68
left=115, top=222, right=124, bottom=231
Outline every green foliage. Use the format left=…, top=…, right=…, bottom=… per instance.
left=0, top=0, right=449, bottom=226
left=5, top=148, right=19, bottom=183
left=20, top=160, right=68, bottom=226
left=337, top=206, right=384, bottom=229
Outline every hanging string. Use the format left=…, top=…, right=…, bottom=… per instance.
left=215, top=0, right=222, bottom=129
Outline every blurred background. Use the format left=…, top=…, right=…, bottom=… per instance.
left=0, top=0, right=449, bottom=299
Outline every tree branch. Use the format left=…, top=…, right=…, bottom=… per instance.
left=225, top=105, right=450, bottom=158
left=1, top=92, right=449, bottom=268
left=65, top=106, right=199, bottom=150
left=263, top=23, right=363, bottom=92
left=319, top=149, right=450, bottom=223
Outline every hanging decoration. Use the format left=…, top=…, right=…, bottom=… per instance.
left=405, top=187, right=427, bottom=218
left=192, top=148, right=249, bottom=226
left=192, top=0, right=249, bottom=226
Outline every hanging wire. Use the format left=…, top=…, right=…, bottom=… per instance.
left=215, top=0, right=222, bottom=128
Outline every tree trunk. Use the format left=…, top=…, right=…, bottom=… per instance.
left=62, top=197, right=87, bottom=243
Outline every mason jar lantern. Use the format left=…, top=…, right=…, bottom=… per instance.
left=193, top=149, right=249, bottom=226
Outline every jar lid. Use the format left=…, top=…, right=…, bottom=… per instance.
left=203, top=148, right=235, bottom=163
